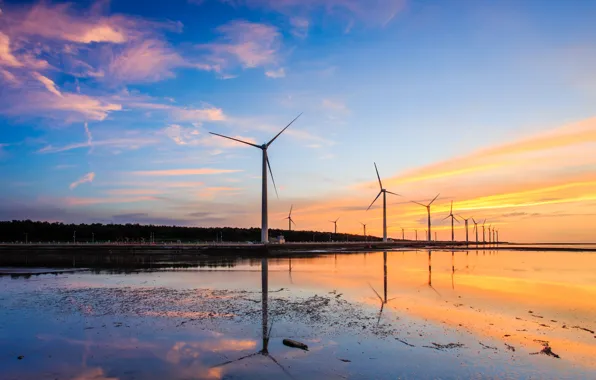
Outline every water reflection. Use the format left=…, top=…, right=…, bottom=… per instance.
left=369, top=252, right=397, bottom=323
left=212, top=258, right=292, bottom=378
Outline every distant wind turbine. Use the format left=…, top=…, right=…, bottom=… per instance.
left=412, top=194, right=440, bottom=242
left=415, top=229, right=418, bottom=241
left=459, top=215, right=471, bottom=246
left=330, top=217, right=340, bottom=234
left=482, top=219, right=487, bottom=244
left=488, top=225, right=492, bottom=244
left=472, top=218, right=479, bottom=246
left=209, top=113, right=302, bottom=243
left=366, top=163, right=401, bottom=242
left=284, top=205, right=296, bottom=232
left=442, top=201, right=459, bottom=242
left=496, top=230, right=500, bottom=244
left=360, top=222, right=367, bottom=240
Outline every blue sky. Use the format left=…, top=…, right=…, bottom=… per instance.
left=1, top=0, right=596, bottom=241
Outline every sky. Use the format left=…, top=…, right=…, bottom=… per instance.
left=1, top=0, right=596, bottom=242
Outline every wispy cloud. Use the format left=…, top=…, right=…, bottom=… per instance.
left=265, top=67, right=286, bottom=78
left=198, top=21, right=282, bottom=75
left=69, top=172, right=95, bottom=190
left=198, top=186, right=243, bottom=198
left=132, top=168, right=242, bottom=176
left=162, top=124, right=257, bottom=147
left=66, top=195, right=158, bottom=206
left=33, top=72, right=62, bottom=97
left=38, top=136, right=157, bottom=154
left=216, top=0, right=406, bottom=28
left=0, top=32, right=23, bottom=67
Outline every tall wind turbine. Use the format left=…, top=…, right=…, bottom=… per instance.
left=459, top=215, right=471, bottom=246
left=443, top=201, right=459, bottom=242
left=482, top=219, right=487, bottom=244
left=366, top=163, right=401, bottom=242
left=488, top=225, right=492, bottom=244
left=330, top=217, right=340, bottom=234
left=209, top=114, right=302, bottom=243
left=493, top=228, right=496, bottom=244
left=472, top=218, right=479, bottom=246
left=284, top=205, right=296, bottom=232
left=401, top=227, right=405, bottom=240
left=360, top=222, right=367, bottom=240
left=412, top=194, right=440, bottom=242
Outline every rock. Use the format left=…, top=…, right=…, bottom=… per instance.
left=17, top=355, right=24, bottom=360
left=283, top=339, right=309, bottom=351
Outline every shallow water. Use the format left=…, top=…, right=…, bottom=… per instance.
left=1, top=249, right=595, bottom=379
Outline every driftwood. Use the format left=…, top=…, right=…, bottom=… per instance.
left=283, top=339, right=309, bottom=351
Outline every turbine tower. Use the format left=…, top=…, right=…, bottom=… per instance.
left=401, top=227, right=405, bottom=241
left=472, top=218, right=479, bottom=246
left=459, top=215, right=471, bottom=246
left=482, top=219, right=487, bottom=244
left=330, top=217, right=340, bottom=234
left=412, top=194, right=440, bottom=242
left=488, top=225, right=492, bottom=244
left=284, top=205, right=296, bottom=232
left=442, top=201, right=459, bottom=242
left=360, top=222, right=367, bottom=240
left=366, top=163, right=401, bottom=242
left=210, top=114, right=302, bottom=243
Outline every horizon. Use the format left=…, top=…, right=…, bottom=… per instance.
left=1, top=1, right=596, bottom=243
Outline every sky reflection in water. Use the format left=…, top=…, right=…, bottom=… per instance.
left=1, top=249, right=595, bottom=379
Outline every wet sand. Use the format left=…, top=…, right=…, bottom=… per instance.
left=1, top=249, right=595, bottom=379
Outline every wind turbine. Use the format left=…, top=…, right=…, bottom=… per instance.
left=459, top=215, right=471, bottom=246
left=493, top=228, right=496, bottom=244
left=412, top=194, right=440, bottom=242
left=442, top=201, right=459, bottom=242
left=330, top=217, right=340, bottom=234
left=415, top=229, right=418, bottom=241
left=482, top=219, right=487, bottom=244
left=472, top=218, right=479, bottom=246
left=360, top=222, right=367, bottom=240
left=488, top=225, right=492, bottom=244
left=284, top=205, right=296, bottom=232
left=401, top=227, right=405, bottom=241
left=496, top=230, right=500, bottom=244
left=209, top=114, right=302, bottom=243
left=366, top=163, right=401, bottom=242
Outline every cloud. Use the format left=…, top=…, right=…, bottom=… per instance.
left=69, top=172, right=95, bottom=190
left=66, top=195, right=158, bottom=206
left=289, top=17, right=310, bottom=38
left=162, top=124, right=257, bottom=147
left=198, top=186, right=243, bottom=198
left=132, top=168, right=242, bottom=176
left=33, top=72, right=62, bottom=97
left=20, top=91, right=122, bottom=121
left=217, top=0, right=406, bottom=28
left=171, top=106, right=227, bottom=122
left=38, top=136, right=157, bottom=154
left=198, top=21, right=282, bottom=74
left=382, top=117, right=596, bottom=187
left=265, top=67, right=286, bottom=78
left=106, top=189, right=163, bottom=196
left=6, top=3, right=131, bottom=44
left=107, top=39, right=216, bottom=83
left=0, top=32, right=23, bottom=67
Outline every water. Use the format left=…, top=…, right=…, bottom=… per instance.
left=1, top=249, right=595, bottom=379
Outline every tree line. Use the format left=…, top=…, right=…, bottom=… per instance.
left=0, top=220, right=380, bottom=243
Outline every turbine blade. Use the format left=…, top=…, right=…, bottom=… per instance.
left=472, top=218, right=476, bottom=224
left=428, top=193, right=440, bottom=206
left=367, top=191, right=382, bottom=211
left=335, top=217, right=340, bottom=223
left=289, top=204, right=293, bottom=216
left=411, top=200, right=426, bottom=207
left=291, top=219, right=297, bottom=227
left=266, top=113, right=302, bottom=147
left=267, top=157, right=279, bottom=199
left=455, top=217, right=460, bottom=224
left=442, top=215, right=450, bottom=221
left=211, top=351, right=260, bottom=368
left=209, top=132, right=261, bottom=148
left=368, top=282, right=383, bottom=302
left=386, top=191, right=401, bottom=197
left=374, top=162, right=383, bottom=189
